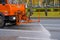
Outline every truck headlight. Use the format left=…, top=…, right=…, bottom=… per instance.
left=13, top=17, right=16, bottom=20
left=9, top=16, right=16, bottom=21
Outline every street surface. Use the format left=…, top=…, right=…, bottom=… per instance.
left=0, top=18, right=60, bottom=40
left=0, top=23, right=51, bottom=40
left=40, top=18, right=60, bottom=40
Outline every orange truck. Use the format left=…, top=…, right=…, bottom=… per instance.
left=0, top=0, right=40, bottom=28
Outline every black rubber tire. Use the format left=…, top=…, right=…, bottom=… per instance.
left=0, top=16, right=5, bottom=28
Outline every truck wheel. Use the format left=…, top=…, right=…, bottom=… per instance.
left=0, top=16, right=5, bottom=28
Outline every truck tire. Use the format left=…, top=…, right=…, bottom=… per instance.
left=0, top=16, right=5, bottom=28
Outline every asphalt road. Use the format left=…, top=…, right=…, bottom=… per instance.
left=0, top=23, right=51, bottom=40
left=0, top=18, right=60, bottom=40
left=40, top=18, right=60, bottom=40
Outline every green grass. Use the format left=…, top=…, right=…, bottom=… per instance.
left=26, top=8, right=60, bottom=17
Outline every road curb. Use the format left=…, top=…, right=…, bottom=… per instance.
left=31, top=16, right=60, bottom=19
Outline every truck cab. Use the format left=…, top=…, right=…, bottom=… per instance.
left=0, top=0, right=26, bottom=28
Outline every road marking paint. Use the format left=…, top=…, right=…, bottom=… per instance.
left=40, top=24, right=51, bottom=37
left=18, top=37, right=47, bottom=39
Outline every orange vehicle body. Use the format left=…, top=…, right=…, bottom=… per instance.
left=0, top=0, right=29, bottom=25
left=0, top=4, right=26, bottom=16
left=0, top=0, right=40, bottom=27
